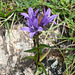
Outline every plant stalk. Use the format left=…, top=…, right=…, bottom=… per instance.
left=36, top=33, right=40, bottom=63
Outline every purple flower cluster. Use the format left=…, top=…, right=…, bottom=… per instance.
left=21, top=7, right=58, bottom=38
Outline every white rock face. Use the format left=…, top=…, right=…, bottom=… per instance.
left=0, top=49, right=8, bottom=65
left=0, top=24, right=34, bottom=75
left=0, top=24, right=63, bottom=75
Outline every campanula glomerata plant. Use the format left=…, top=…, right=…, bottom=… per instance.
left=21, top=7, right=58, bottom=75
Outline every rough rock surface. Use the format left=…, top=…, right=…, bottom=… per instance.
left=0, top=24, right=65, bottom=75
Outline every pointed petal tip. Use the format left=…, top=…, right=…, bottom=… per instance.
left=21, top=27, right=30, bottom=32
left=21, top=13, right=24, bottom=15
left=30, top=32, right=36, bottom=38
left=52, top=21, right=57, bottom=25
left=54, top=15, right=58, bottom=17
left=38, top=27, right=43, bottom=31
left=21, top=27, right=25, bottom=31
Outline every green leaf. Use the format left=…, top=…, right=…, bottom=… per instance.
left=67, top=48, right=75, bottom=51
left=50, top=0, right=57, bottom=5
left=0, top=11, right=4, bottom=17
left=24, top=44, right=52, bottom=53
left=11, top=13, right=16, bottom=28
left=38, top=62, right=47, bottom=75
left=65, top=0, right=70, bottom=5
left=22, top=56, right=37, bottom=62
left=65, top=18, right=75, bottom=31
left=60, top=0, right=66, bottom=6
left=65, top=18, right=75, bottom=25
left=72, top=0, right=75, bottom=4
left=4, top=10, right=14, bottom=18
left=15, top=7, right=23, bottom=12
left=70, top=66, right=75, bottom=73
left=42, top=2, right=56, bottom=9
left=46, top=4, right=56, bottom=9
left=39, top=44, right=52, bottom=49
left=69, top=12, right=75, bottom=19
left=52, top=9, right=57, bottom=14
left=5, top=22, right=11, bottom=42
left=71, top=71, right=75, bottom=75
left=15, top=1, right=20, bottom=6
left=39, top=49, right=50, bottom=62
left=39, top=49, right=43, bottom=55
left=24, top=47, right=38, bottom=53
left=34, top=67, right=42, bottom=75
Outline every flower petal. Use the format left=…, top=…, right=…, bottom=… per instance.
left=43, top=19, right=49, bottom=26
left=45, top=8, right=51, bottom=17
left=27, top=19, right=33, bottom=27
left=35, top=9, right=39, bottom=16
left=37, top=27, right=43, bottom=31
left=41, top=16, right=46, bottom=22
left=31, top=15, right=36, bottom=22
left=21, top=27, right=30, bottom=32
left=33, top=19, right=38, bottom=28
left=44, top=8, right=46, bottom=14
left=30, top=32, right=36, bottom=38
left=39, top=16, right=46, bottom=27
left=28, top=7, right=34, bottom=18
left=49, top=15, right=58, bottom=21
left=21, top=13, right=29, bottom=19
left=52, top=21, right=57, bottom=25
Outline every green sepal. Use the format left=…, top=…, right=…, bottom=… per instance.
left=39, top=49, right=50, bottom=62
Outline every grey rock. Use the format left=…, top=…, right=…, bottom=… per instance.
left=0, top=24, right=65, bottom=75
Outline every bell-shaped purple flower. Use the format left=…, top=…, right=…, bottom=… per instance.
left=21, top=7, right=39, bottom=21
left=39, top=8, right=58, bottom=27
left=21, top=7, right=58, bottom=38
left=21, top=18, right=43, bottom=38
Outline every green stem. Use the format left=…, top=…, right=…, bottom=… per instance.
left=33, top=38, right=36, bottom=47
left=36, top=33, right=40, bottom=63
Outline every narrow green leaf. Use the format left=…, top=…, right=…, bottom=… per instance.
left=71, top=71, right=75, bottom=75
left=24, top=44, right=51, bottom=53
left=61, top=0, right=65, bottom=6
left=46, top=4, right=56, bottom=9
left=67, top=48, right=75, bottom=51
left=5, top=22, right=11, bottom=42
left=24, top=47, right=38, bottom=53
left=39, top=44, right=51, bottom=48
left=50, top=0, right=57, bottom=5
left=4, top=11, right=13, bottom=18
left=39, top=49, right=50, bottom=62
left=38, top=62, right=47, bottom=75
left=11, top=13, right=16, bottom=32
left=34, top=67, right=42, bottom=75
left=4, top=13, right=14, bottom=22
left=69, top=12, right=75, bottom=19
left=65, top=18, right=75, bottom=25
left=72, top=0, right=75, bottom=4
left=16, top=7, right=23, bottom=11
left=65, top=18, right=75, bottom=31
left=22, top=56, right=37, bottom=62
left=15, top=1, right=20, bottom=6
